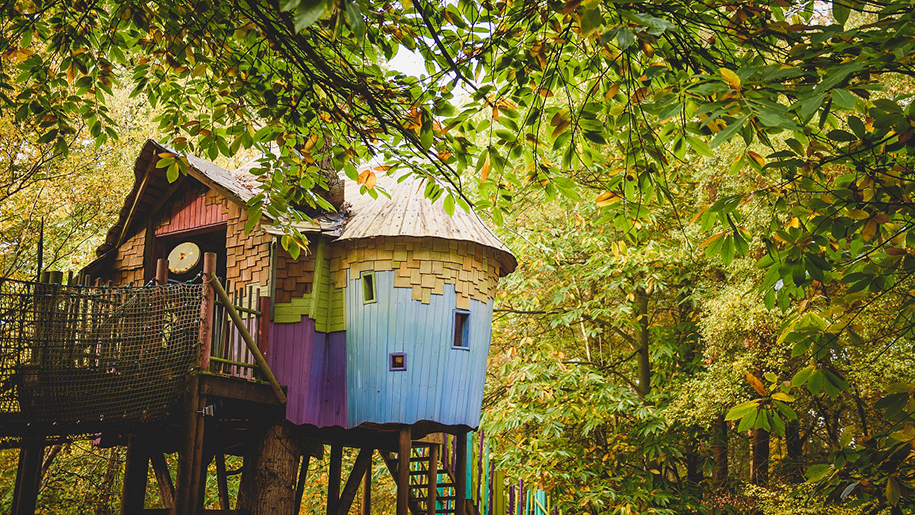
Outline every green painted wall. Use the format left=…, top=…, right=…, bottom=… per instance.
left=273, top=236, right=346, bottom=332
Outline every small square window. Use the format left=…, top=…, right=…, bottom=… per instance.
left=389, top=352, right=406, bottom=371
left=452, top=310, right=470, bottom=350
left=361, top=272, right=376, bottom=304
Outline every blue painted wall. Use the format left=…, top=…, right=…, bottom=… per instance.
left=345, top=270, right=493, bottom=428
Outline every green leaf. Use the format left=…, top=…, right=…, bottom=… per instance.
left=833, top=0, right=849, bottom=24
left=580, top=8, right=603, bottom=37
left=805, top=463, right=833, bottom=482
left=443, top=194, right=455, bottom=216
left=710, top=114, right=751, bottom=149
left=289, top=0, right=330, bottom=32
left=725, top=400, right=760, bottom=421
left=791, top=365, right=815, bottom=387
left=244, top=208, right=262, bottom=234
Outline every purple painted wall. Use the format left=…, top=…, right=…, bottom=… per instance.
left=267, top=317, right=348, bottom=428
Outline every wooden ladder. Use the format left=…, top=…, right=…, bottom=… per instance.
left=383, top=444, right=478, bottom=515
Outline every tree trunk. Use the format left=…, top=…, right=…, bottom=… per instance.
left=684, top=431, right=702, bottom=488
left=237, top=420, right=300, bottom=514
left=635, top=288, right=651, bottom=398
left=785, top=420, right=804, bottom=483
left=95, top=447, right=121, bottom=515
left=751, top=428, right=769, bottom=487
left=712, top=415, right=728, bottom=487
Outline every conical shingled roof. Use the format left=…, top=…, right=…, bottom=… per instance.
left=338, top=172, right=517, bottom=275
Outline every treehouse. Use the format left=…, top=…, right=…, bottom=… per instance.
left=2, top=138, right=515, bottom=515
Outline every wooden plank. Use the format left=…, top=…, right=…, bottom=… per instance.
left=361, top=457, right=372, bottom=515
left=327, top=443, right=343, bottom=515
left=294, top=454, right=311, bottom=512
left=215, top=453, right=230, bottom=510
left=150, top=452, right=175, bottom=508
left=335, top=448, right=373, bottom=515
left=121, top=436, right=149, bottom=514
left=426, top=444, right=438, bottom=515
left=397, top=427, right=411, bottom=515
left=199, top=374, right=283, bottom=405
left=11, top=441, right=43, bottom=515
left=201, top=253, right=217, bottom=370
left=455, top=432, right=467, bottom=515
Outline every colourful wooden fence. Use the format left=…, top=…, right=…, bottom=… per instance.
left=442, top=431, right=555, bottom=515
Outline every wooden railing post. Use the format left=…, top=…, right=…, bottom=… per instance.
left=258, top=296, right=271, bottom=356
left=200, top=253, right=216, bottom=370
left=156, top=258, right=169, bottom=286
left=455, top=431, right=467, bottom=515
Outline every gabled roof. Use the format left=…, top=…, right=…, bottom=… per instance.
left=92, top=140, right=516, bottom=275
left=96, top=139, right=260, bottom=257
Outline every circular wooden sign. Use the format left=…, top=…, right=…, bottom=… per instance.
left=167, top=242, right=201, bottom=275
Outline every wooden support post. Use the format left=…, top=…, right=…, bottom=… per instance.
left=215, top=453, right=230, bottom=510
left=150, top=452, right=175, bottom=508
left=11, top=440, right=43, bottom=515
left=175, top=376, right=205, bottom=515
left=361, top=458, right=372, bottom=515
left=257, top=296, right=271, bottom=356
left=200, top=253, right=216, bottom=370
left=335, top=448, right=374, bottom=515
left=397, top=427, right=411, bottom=515
left=156, top=258, right=169, bottom=286
left=120, top=436, right=149, bottom=514
left=455, top=432, right=467, bottom=515
left=426, top=444, right=438, bottom=515
left=327, top=442, right=344, bottom=515
left=294, top=454, right=311, bottom=511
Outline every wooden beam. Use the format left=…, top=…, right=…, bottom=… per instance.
left=215, top=453, right=230, bottom=511
left=455, top=432, right=467, bottom=515
left=426, top=444, right=438, bottom=515
left=116, top=158, right=156, bottom=249
left=175, top=376, right=206, bottom=515
left=361, top=457, right=372, bottom=515
left=11, top=440, right=43, bottom=515
left=121, top=436, right=149, bottom=514
left=150, top=452, right=175, bottom=508
left=294, top=454, right=311, bottom=512
left=201, top=253, right=216, bottom=371
left=397, top=427, right=411, bottom=515
left=327, top=443, right=343, bottom=515
left=335, top=448, right=373, bottom=515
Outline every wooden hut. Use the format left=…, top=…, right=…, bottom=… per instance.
left=75, top=139, right=516, bottom=514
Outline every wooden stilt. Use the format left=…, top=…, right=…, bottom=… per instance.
left=175, top=376, right=205, bottom=515
left=120, top=436, right=149, bottom=514
left=294, top=454, right=311, bottom=511
left=426, top=444, right=438, bottom=515
left=327, top=442, right=344, bottom=515
left=455, top=432, right=467, bottom=515
left=215, top=452, right=230, bottom=510
left=361, top=457, right=372, bottom=515
left=397, top=427, right=411, bottom=515
left=335, top=448, right=374, bottom=515
left=156, top=258, right=169, bottom=286
left=11, top=440, right=43, bottom=515
left=150, top=452, right=175, bottom=508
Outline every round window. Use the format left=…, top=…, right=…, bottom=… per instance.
left=167, top=242, right=201, bottom=275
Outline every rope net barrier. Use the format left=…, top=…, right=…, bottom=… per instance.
left=0, top=278, right=203, bottom=447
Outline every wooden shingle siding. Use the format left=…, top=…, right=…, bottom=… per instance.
left=111, top=228, right=147, bottom=285
left=154, top=187, right=227, bottom=236
left=345, top=270, right=493, bottom=428
left=329, top=237, right=501, bottom=310
left=273, top=237, right=345, bottom=332
left=224, top=202, right=271, bottom=289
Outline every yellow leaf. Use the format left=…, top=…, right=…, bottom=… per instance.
left=771, top=392, right=795, bottom=402
left=698, top=232, right=726, bottom=249
left=720, top=67, right=741, bottom=90
left=862, top=219, right=878, bottom=241
left=631, top=87, right=648, bottom=104
left=364, top=172, right=377, bottom=190
left=605, top=83, right=620, bottom=99
left=357, top=169, right=371, bottom=185
left=846, top=209, right=870, bottom=220
left=746, top=372, right=768, bottom=396
left=886, top=247, right=907, bottom=256
left=596, top=191, right=620, bottom=207
left=550, top=110, right=569, bottom=127
left=551, top=118, right=571, bottom=138
left=480, top=155, right=491, bottom=183
left=747, top=150, right=766, bottom=168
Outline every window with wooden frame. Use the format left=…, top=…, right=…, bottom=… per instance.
left=389, top=352, right=407, bottom=371
left=452, top=310, right=470, bottom=350
left=361, top=271, right=376, bottom=304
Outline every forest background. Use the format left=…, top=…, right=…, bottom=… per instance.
left=0, top=0, right=915, bottom=513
